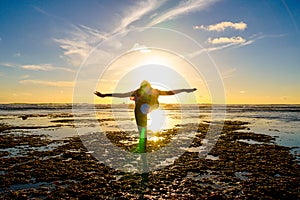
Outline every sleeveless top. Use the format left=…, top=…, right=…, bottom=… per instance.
left=131, top=88, right=159, bottom=112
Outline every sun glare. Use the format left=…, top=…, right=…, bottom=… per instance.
left=96, top=48, right=207, bottom=104
left=148, top=109, right=167, bottom=132
left=149, top=136, right=162, bottom=143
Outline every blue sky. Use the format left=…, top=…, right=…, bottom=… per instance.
left=0, top=0, right=299, bottom=103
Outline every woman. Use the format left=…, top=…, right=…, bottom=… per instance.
left=94, top=80, right=197, bottom=152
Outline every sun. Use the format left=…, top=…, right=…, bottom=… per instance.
left=97, top=49, right=205, bottom=96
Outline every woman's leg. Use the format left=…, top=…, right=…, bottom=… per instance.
left=135, top=108, right=147, bottom=153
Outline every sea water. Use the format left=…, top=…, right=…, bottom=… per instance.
left=0, top=104, right=299, bottom=159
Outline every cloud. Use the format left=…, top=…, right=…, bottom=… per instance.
left=194, top=21, right=247, bottom=32
left=208, top=36, right=246, bottom=44
left=189, top=32, right=283, bottom=58
left=188, top=42, right=241, bottom=58
left=21, top=64, right=52, bottom=71
left=0, top=62, right=74, bottom=72
left=188, top=36, right=252, bottom=58
left=78, top=25, right=108, bottom=41
left=281, top=0, right=299, bottom=33
left=148, top=0, right=218, bottom=27
left=20, top=79, right=74, bottom=87
left=112, top=0, right=167, bottom=34
left=132, top=43, right=151, bottom=52
left=54, top=38, right=89, bottom=66
left=229, top=33, right=286, bottom=49
left=0, top=63, right=15, bottom=68
left=53, top=1, right=166, bottom=66
left=33, top=6, right=51, bottom=16
left=21, top=64, right=74, bottom=72
left=53, top=0, right=218, bottom=66
left=53, top=24, right=109, bottom=66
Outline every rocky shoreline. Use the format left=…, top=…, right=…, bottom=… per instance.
left=0, top=121, right=299, bottom=199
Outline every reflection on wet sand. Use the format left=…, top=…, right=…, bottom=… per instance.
left=0, top=120, right=299, bottom=199
left=0, top=104, right=299, bottom=198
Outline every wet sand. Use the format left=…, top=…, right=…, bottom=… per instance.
left=0, top=121, right=299, bottom=199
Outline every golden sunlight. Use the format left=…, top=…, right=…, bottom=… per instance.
left=95, top=48, right=210, bottom=104
left=149, top=136, right=162, bottom=143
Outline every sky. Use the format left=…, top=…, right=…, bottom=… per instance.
left=0, top=0, right=300, bottom=104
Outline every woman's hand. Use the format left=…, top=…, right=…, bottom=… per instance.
left=94, top=91, right=106, bottom=98
left=186, top=88, right=197, bottom=93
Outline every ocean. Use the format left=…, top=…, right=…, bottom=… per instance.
left=0, top=103, right=299, bottom=160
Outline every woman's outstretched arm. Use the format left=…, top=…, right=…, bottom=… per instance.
left=159, top=88, right=197, bottom=95
left=94, top=91, right=134, bottom=98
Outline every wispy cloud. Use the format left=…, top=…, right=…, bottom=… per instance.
left=54, top=1, right=166, bottom=66
left=54, top=38, right=90, bottom=66
left=32, top=6, right=92, bottom=67
left=21, top=64, right=73, bottom=72
left=0, top=63, right=15, bottom=68
left=191, top=21, right=248, bottom=56
left=248, top=32, right=287, bottom=40
left=112, top=0, right=167, bottom=34
left=188, top=32, right=283, bottom=58
left=281, top=0, right=299, bottom=33
left=20, top=79, right=74, bottom=87
left=188, top=42, right=237, bottom=58
left=0, top=62, right=74, bottom=72
left=189, top=36, right=259, bottom=58
left=53, top=0, right=219, bottom=67
left=230, top=33, right=286, bottom=49
left=131, top=43, right=152, bottom=52
left=148, top=0, right=218, bottom=27
left=54, top=24, right=110, bottom=66
left=194, top=21, right=247, bottom=32
left=33, top=6, right=51, bottom=16
left=208, top=36, right=246, bottom=44
left=79, top=25, right=108, bottom=41
left=21, top=65, right=47, bottom=71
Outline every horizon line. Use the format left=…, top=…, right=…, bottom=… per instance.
left=0, top=102, right=299, bottom=105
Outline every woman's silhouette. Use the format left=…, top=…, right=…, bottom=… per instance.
left=94, top=80, right=197, bottom=152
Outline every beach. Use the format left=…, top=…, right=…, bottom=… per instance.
left=0, top=104, right=299, bottom=199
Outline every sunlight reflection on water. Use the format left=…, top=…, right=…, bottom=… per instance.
left=1, top=104, right=299, bottom=160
